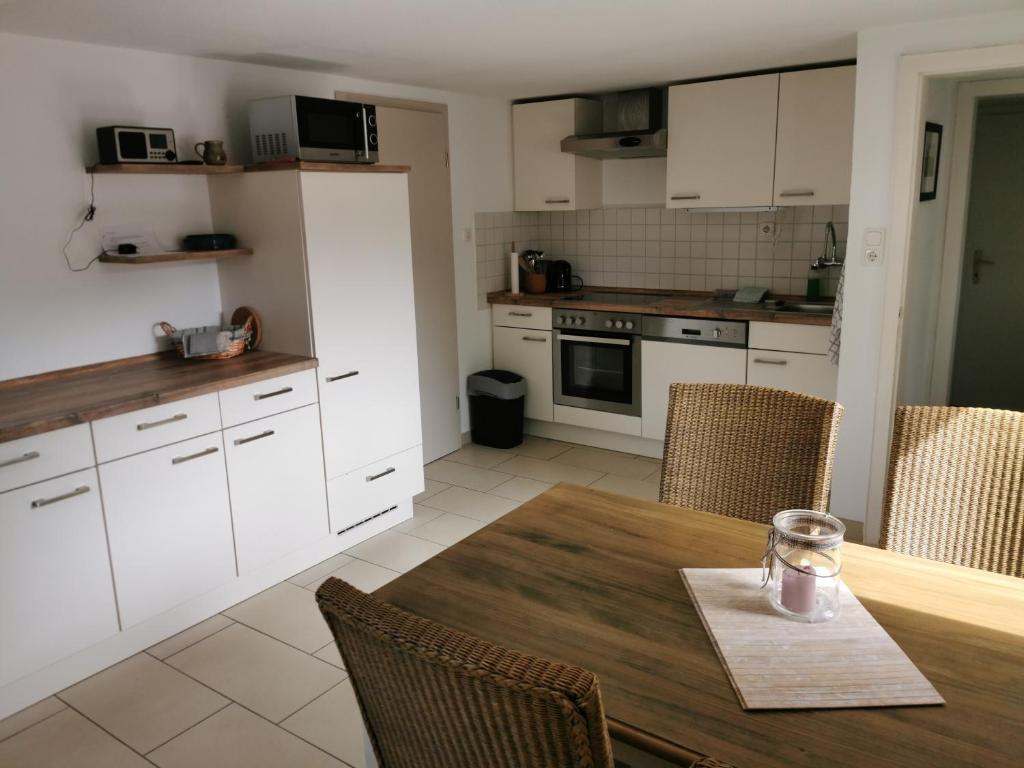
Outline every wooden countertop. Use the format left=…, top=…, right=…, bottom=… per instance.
left=488, top=288, right=834, bottom=326
left=0, top=351, right=317, bottom=442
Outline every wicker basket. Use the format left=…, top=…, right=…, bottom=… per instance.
left=160, top=317, right=253, bottom=360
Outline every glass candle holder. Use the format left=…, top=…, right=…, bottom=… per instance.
left=764, top=509, right=845, bottom=622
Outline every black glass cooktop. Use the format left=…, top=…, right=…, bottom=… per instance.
left=570, top=292, right=672, bottom=305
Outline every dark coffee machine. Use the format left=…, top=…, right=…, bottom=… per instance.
left=547, top=260, right=578, bottom=292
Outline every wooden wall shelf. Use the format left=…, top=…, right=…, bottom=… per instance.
left=87, top=164, right=244, bottom=175
left=244, top=160, right=411, bottom=174
left=98, top=248, right=253, bottom=265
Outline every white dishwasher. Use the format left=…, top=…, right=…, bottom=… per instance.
left=640, top=316, right=748, bottom=440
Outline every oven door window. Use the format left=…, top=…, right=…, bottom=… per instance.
left=295, top=96, right=362, bottom=150
left=560, top=336, right=633, bottom=404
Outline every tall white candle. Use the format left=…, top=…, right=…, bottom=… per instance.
left=509, top=242, right=520, bottom=295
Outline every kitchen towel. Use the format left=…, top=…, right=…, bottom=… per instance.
left=828, top=262, right=844, bottom=365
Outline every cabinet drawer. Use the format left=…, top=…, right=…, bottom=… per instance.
left=747, top=350, right=838, bottom=401
left=1, top=469, right=119, bottom=686
left=492, top=305, right=552, bottom=331
left=492, top=326, right=553, bottom=422
left=219, top=369, right=318, bottom=428
left=0, top=424, right=94, bottom=494
left=749, top=321, right=831, bottom=355
left=327, top=445, right=424, bottom=535
left=92, top=393, right=222, bottom=463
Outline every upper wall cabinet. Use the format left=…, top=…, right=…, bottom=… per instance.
left=773, top=66, right=856, bottom=206
left=666, top=74, right=779, bottom=209
left=513, top=99, right=603, bottom=211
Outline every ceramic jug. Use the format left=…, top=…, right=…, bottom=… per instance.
left=194, top=140, right=227, bottom=165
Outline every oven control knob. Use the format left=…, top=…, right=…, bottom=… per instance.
left=556, top=316, right=565, bottom=324
left=578, top=316, right=586, bottom=325
left=713, top=328, right=722, bottom=339
left=625, top=320, right=635, bottom=330
left=614, top=320, right=624, bottom=329
left=604, top=319, right=613, bottom=328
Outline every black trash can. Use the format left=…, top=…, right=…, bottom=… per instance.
left=467, top=370, right=527, bottom=449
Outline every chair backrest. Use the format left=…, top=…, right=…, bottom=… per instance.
left=315, top=577, right=615, bottom=768
left=880, top=405, right=1024, bottom=577
left=659, top=383, right=843, bottom=523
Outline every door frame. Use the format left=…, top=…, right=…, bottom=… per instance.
left=929, top=77, right=1024, bottom=404
left=866, top=43, right=1024, bottom=544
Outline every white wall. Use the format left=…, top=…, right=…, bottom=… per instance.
left=896, top=77, right=957, bottom=405
left=602, top=157, right=666, bottom=207
left=830, top=9, right=1024, bottom=528
left=0, top=33, right=513, bottom=433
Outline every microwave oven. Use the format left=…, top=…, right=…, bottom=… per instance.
left=248, top=95, right=378, bottom=164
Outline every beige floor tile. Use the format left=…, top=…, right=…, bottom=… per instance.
left=313, top=641, right=345, bottom=670
left=59, top=653, right=227, bottom=754
left=418, top=485, right=520, bottom=523
left=412, top=479, right=449, bottom=503
left=393, top=503, right=446, bottom=532
left=345, top=530, right=445, bottom=573
left=281, top=679, right=366, bottom=768
left=553, top=446, right=654, bottom=479
left=286, top=552, right=355, bottom=589
left=165, top=623, right=343, bottom=723
left=423, top=459, right=512, bottom=491
left=640, top=459, right=663, bottom=481
left=407, top=512, right=488, bottom=546
left=224, top=582, right=332, bottom=653
left=149, top=704, right=344, bottom=768
left=0, top=708, right=151, bottom=768
left=0, top=696, right=65, bottom=743
left=490, top=476, right=554, bottom=502
left=312, top=558, right=401, bottom=594
left=492, top=455, right=603, bottom=486
left=440, top=443, right=515, bottom=469
left=148, top=615, right=234, bottom=660
left=514, top=436, right=573, bottom=460
left=590, top=474, right=661, bottom=501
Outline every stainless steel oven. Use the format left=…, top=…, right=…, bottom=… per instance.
left=552, top=309, right=642, bottom=416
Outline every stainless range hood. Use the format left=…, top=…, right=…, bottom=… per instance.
left=560, top=87, right=667, bottom=159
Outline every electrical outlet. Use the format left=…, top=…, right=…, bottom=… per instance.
left=864, top=228, right=885, bottom=264
left=461, top=227, right=473, bottom=242
left=758, top=222, right=775, bottom=239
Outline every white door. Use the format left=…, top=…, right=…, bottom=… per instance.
left=0, top=469, right=119, bottom=686
left=666, top=74, right=779, bottom=208
left=376, top=105, right=461, bottom=462
left=950, top=100, right=1024, bottom=410
left=492, top=326, right=553, bottom=422
left=100, top=434, right=236, bottom=628
left=747, top=350, right=838, bottom=400
left=641, top=341, right=747, bottom=439
left=301, top=172, right=422, bottom=479
left=223, top=404, right=328, bottom=574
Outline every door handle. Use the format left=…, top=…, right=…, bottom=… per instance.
left=31, top=485, right=90, bottom=508
left=0, top=450, right=40, bottom=469
left=326, top=371, right=359, bottom=383
left=508, top=311, right=533, bottom=317
left=253, top=386, right=293, bottom=401
left=171, top=446, right=220, bottom=465
left=778, top=190, right=815, bottom=198
left=972, top=249, right=995, bottom=284
left=670, top=194, right=701, bottom=200
left=366, top=467, right=396, bottom=482
left=753, top=358, right=788, bottom=366
left=137, top=413, right=187, bottom=431
left=559, top=334, right=631, bottom=346
left=233, top=430, right=275, bottom=446
left=521, top=336, right=547, bottom=342
left=544, top=197, right=570, bottom=204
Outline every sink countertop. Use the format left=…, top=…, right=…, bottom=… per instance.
left=488, top=288, right=835, bottom=326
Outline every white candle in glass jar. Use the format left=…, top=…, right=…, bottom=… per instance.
left=780, top=563, right=816, bottom=614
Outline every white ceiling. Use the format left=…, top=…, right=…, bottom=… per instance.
left=0, top=0, right=1019, bottom=97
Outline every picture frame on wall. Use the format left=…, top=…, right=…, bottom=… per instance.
left=920, top=122, right=943, bottom=201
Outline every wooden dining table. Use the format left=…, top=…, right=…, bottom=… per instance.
left=376, top=483, right=1024, bottom=768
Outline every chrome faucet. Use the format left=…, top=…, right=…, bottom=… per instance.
left=812, top=221, right=842, bottom=270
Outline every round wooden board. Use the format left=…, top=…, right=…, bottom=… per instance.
left=230, top=306, right=262, bottom=350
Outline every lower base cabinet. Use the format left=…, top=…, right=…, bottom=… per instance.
left=100, top=433, right=236, bottom=629
left=327, top=445, right=424, bottom=534
left=746, top=349, right=838, bottom=400
left=0, top=469, right=118, bottom=687
left=223, top=404, right=329, bottom=574
left=493, top=326, right=554, bottom=422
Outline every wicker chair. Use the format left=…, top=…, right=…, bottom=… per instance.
left=879, top=406, right=1024, bottom=577
left=659, top=383, right=843, bottom=523
left=316, top=578, right=737, bottom=768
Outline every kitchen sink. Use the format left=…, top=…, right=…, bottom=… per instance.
left=774, top=302, right=834, bottom=314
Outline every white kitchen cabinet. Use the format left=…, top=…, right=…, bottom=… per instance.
left=747, top=350, right=838, bottom=400
left=0, top=424, right=94, bottom=494
left=100, top=433, right=235, bottom=629
left=223, top=404, right=328, bottom=575
left=492, top=305, right=552, bottom=332
left=513, top=99, right=603, bottom=211
left=218, top=369, right=318, bottom=429
left=773, top=66, right=856, bottom=206
left=327, top=445, right=424, bottom=534
left=666, top=74, right=779, bottom=209
left=0, top=469, right=118, bottom=687
left=641, top=340, right=747, bottom=440
left=92, top=393, right=222, bottom=464
left=493, top=326, right=554, bottom=422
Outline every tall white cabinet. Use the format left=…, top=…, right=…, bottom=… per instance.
left=211, top=168, right=424, bottom=536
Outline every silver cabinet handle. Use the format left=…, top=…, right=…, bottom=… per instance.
left=137, top=413, right=187, bottom=431
left=366, top=467, right=396, bottom=482
left=753, top=358, right=788, bottom=366
left=171, top=446, right=220, bottom=465
left=31, top=485, right=90, bottom=508
left=521, top=336, right=547, bottom=342
left=0, top=450, right=40, bottom=469
left=508, top=311, right=533, bottom=317
left=254, top=386, right=293, bottom=401
left=778, top=190, right=815, bottom=197
left=671, top=194, right=701, bottom=200
left=326, top=371, right=359, bottom=383
left=545, top=197, right=570, bottom=204
left=233, top=430, right=275, bottom=446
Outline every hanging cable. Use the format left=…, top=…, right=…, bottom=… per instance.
left=62, top=173, right=102, bottom=272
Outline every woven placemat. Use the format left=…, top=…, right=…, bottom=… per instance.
left=680, top=568, right=945, bottom=710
